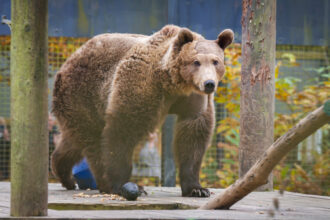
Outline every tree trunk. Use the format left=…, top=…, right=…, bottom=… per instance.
left=10, top=0, right=48, bottom=216
left=199, top=101, right=330, bottom=210
left=240, top=0, right=276, bottom=190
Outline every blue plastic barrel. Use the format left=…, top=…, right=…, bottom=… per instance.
left=72, top=158, right=97, bottom=190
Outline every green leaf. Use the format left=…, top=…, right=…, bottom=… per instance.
left=225, top=134, right=239, bottom=146
left=280, top=166, right=289, bottom=179
left=221, top=158, right=236, bottom=165
left=321, top=73, right=330, bottom=78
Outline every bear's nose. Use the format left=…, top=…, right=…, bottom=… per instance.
left=204, top=80, right=215, bottom=94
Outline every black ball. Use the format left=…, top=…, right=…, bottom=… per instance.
left=121, top=182, right=139, bottom=201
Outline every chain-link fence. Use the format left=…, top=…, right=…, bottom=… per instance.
left=0, top=36, right=10, bottom=181
left=204, top=44, right=329, bottom=195
left=0, top=35, right=329, bottom=195
left=272, top=45, right=329, bottom=195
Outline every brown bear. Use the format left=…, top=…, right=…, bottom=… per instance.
left=51, top=25, right=234, bottom=197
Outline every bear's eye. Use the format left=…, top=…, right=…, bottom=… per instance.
left=194, top=60, right=201, bottom=66
left=213, top=60, right=219, bottom=65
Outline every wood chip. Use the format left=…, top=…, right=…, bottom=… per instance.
left=72, top=192, right=125, bottom=201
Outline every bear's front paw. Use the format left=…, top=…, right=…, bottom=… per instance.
left=185, top=187, right=210, bottom=197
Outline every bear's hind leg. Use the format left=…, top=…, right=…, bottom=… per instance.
left=85, top=137, right=135, bottom=194
left=91, top=111, right=154, bottom=194
left=51, top=135, right=83, bottom=190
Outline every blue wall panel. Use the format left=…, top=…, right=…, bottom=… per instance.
left=276, top=0, right=328, bottom=45
left=0, top=0, right=11, bottom=36
left=48, top=0, right=168, bottom=36
left=168, top=0, right=242, bottom=41
left=0, top=0, right=328, bottom=45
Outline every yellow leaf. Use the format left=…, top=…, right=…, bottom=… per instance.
left=281, top=53, right=296, bottom=63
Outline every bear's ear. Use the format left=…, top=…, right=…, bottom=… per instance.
left=173, top=28, right=194, bottom=53
left=216, top=29, right=234, bottom=50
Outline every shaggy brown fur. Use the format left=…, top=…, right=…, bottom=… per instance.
left=51, top=25, right=234, bottom=197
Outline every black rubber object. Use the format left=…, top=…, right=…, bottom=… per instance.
left=121, top=182, right=139, bottom=201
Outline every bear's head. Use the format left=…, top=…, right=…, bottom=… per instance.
left=165, top=28, right=234, bottom=95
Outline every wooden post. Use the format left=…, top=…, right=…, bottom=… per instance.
left=10, top=0, right=48, bottom=216
left=239, top=0, right=276, bottom=190
left=161, top=115, right=176, bottom=187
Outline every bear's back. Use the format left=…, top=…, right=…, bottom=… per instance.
left=52, top=33, right=149, bottom=124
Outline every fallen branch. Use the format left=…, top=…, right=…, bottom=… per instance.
left=199, top=100, right=330, bottom=210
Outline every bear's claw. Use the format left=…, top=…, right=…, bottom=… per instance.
left=138, top=185, right=148, bottom=196
left=190, top=188, right=210, bottom=197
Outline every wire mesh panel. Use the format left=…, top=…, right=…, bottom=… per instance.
left=131, top=131, right=162, bottom=186
left=206, top=44, right=329, bottom=195
left=0, top=36, right=329, bottom=195
left=0, top=36, right=10, bottom=180
left=273, top=45, right=329, bottom=195
left=47, top=37, right=88, bottom=179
